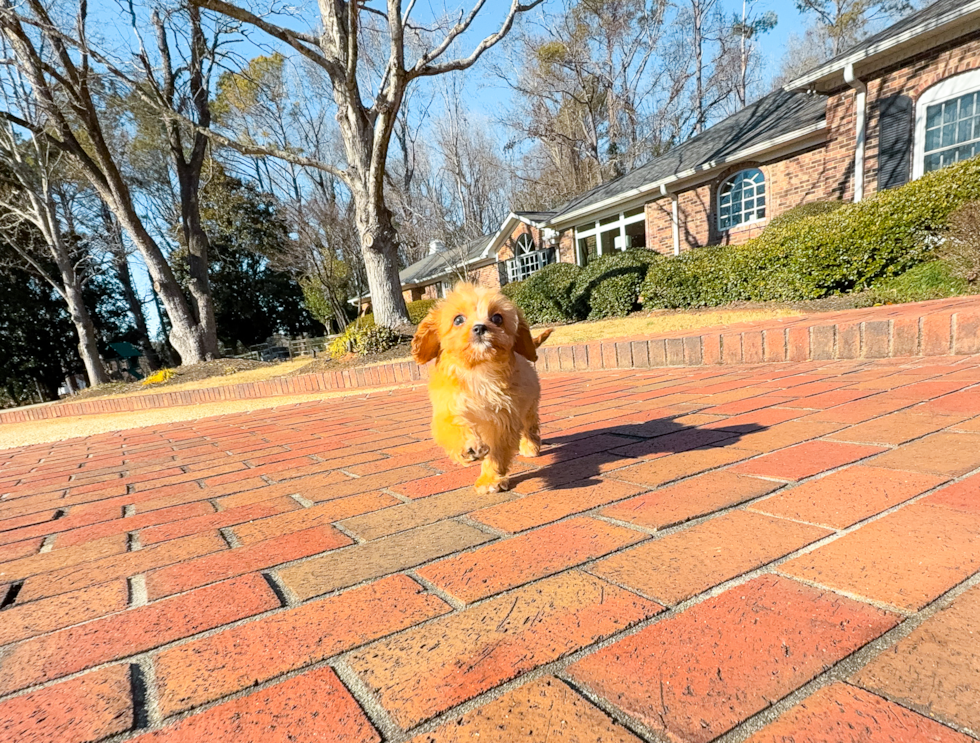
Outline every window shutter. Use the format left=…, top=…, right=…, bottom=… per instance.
left=876, top=94, right=913, bottom=191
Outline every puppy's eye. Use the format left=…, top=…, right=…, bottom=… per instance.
left=453, top=315, right=465, bottom=326
left=490, top=313, right=503, bottom=325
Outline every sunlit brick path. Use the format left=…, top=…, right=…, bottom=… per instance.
left=2, top=355, right=980, bottom=742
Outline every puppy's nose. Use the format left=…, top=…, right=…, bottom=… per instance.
left=472, top=323, right=487, bottom=336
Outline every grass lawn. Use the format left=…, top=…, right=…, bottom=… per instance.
left=543, top=307, right=802, bottom=346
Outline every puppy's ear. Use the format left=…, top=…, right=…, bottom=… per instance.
left=513, top=309, right=538, bottom=362
left=411, top=307, right=441, bottom=364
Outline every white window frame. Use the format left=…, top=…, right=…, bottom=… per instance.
left=572, top=208, right=645, bottom=266
left=913, top=68, right=980, bottom=179
left=717, top=168, right=766, bottom=232
left=514, top=233, right=536, bottom=255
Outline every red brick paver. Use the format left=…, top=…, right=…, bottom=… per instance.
left=2, top=342, right=980, bottom=742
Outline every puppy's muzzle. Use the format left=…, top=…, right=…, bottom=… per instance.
left=472, top=324, right=488, bottom=338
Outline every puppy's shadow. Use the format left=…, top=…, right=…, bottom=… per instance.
left=512, top=416, right=767, bottom=491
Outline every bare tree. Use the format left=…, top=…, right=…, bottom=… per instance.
left=189, top=0, right=544, bottom=329
left=725, top=0, right=777, bottom=111
left=0, top=0, right=221, bottom=364
left=794, top=0, right=912, bottom=55
left=499, top=0, right=695, bottom=208
left=0, top=118, right=109, bottom=386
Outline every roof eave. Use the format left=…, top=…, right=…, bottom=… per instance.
left=785, top=3, right=980, bottom=93
left=548, top=121, right=827, bottom=230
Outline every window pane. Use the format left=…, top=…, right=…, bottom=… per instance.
left=925, top=127, right=941, bottom=152
left=943, top=102, right=957, bottom=124
left=625, top=220, right=646, bottom=249
left=578, top=235, right=597, bottom=266
left=599, top=215, right=619, bottom=226
left=960, top=94, right=975, bottom=119
left=624, top=207, right=644, bottom=218
left=926, top=104, right=942, bottom=129
left=600, top=228, right=618, bottom=254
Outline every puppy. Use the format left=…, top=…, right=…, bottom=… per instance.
left=411, top=283, right=552, bottom=493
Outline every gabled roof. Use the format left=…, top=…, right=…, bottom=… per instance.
left=548, top=88, right=827, bottom=227
left=786, top=0, right=980, bottom=93
left=399, top=235, right=494, bottom=288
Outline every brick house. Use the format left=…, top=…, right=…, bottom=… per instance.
left=540, top=0, right=980, bottom=264
left=364, top=0, right=980, bottom=306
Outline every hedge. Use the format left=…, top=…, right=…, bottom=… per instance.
left=642, top=156, right=980, bottom=309
left=504, top=262, right=583, bottom=324
left=571, top=249, right=661, bottom=319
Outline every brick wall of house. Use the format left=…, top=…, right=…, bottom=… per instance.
left=640, top=90, right=858, bottom=254
left=469, top=262, right=505, bottom=289
left=862, top=30, right=980, bottom=195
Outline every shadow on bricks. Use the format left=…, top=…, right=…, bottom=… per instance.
left=512, top=416, right=766, bottom=491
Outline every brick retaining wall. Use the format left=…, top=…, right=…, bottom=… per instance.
left=2, top=295, right=977, bottom=424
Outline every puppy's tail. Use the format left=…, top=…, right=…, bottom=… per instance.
left=533, top=328, right=554, bottom=348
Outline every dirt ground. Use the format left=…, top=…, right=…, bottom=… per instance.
left=71, top=359, right=276, bottom=401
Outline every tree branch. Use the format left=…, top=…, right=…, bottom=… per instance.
left=191, top=0, right=328, bottom=70
left=410, top=0, right=545, bottom=79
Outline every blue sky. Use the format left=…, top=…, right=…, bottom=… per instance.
left=125, top=0, right=812, bottom=341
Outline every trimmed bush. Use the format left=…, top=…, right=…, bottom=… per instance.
left=941, top=201, right=980, bottom=284
left=406, top=298, right=437, bottom=324
left=859, top=260, right=970, bottom=306
left=501, top=280, right=524, bottom=301
left=506, top=262, right=584, bottom=324
left=572, top=249, right=661, bottom=319
left=642, top=157, right=980, bottom=309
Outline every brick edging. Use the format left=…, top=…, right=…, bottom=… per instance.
left=2, top=299, right=978, bottom=424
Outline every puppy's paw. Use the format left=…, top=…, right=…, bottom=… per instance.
left=474, top=473, right=510, bottom=494
left=461, top=440, right=489, bottom=462
left=518, top=437, right=540, bottom=458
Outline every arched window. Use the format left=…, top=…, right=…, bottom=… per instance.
left=914, top=69, right=980, bottom=178
left=514, top=233, right=536, bottom=255
left=718, top=168, right=766, bottom=231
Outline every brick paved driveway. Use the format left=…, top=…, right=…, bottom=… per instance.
left=2, top=356, right=980, bottom=742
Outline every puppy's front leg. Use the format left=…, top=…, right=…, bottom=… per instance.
left=432, top=410, right=488, bottom=464
left=475, top=430, right=518, bottom=494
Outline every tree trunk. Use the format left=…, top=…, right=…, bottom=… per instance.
left=108, top=194, right=214, bottom=365
left=101, top=203, right=160, bottom=371
left=63, top=282, right=109, bottom=387
left=178, top=173, right=221, bottom=360
left=354, top=199, right=409, bottom=328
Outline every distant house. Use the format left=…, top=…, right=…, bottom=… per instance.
left=364, top=0, right=980, bottom=306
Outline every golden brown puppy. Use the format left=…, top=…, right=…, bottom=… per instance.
left=411, top=283, right=551, bottom=493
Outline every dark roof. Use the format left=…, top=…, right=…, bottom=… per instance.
left=399, top=235, right=493, bottom=286
left=513, top=211, right=555, bottom=223
left=550, top=88, right=826, bottom=224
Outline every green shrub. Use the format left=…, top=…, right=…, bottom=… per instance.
left=328, top=316, right=403, bottom=358
left=357, top=325, right=401, bottom=354
left=406, top=299, right=437, bottom=324
left=501, top=280, right=524, bottom=301
left=572, top=249, right=661, bottom=319
left=642, top=157, right=980, bottom=309
left=506, top=263, right=584, bottom=324
left=941, top=201, right=980, bottom=284
left=858, top=260, right=970, bottom=306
